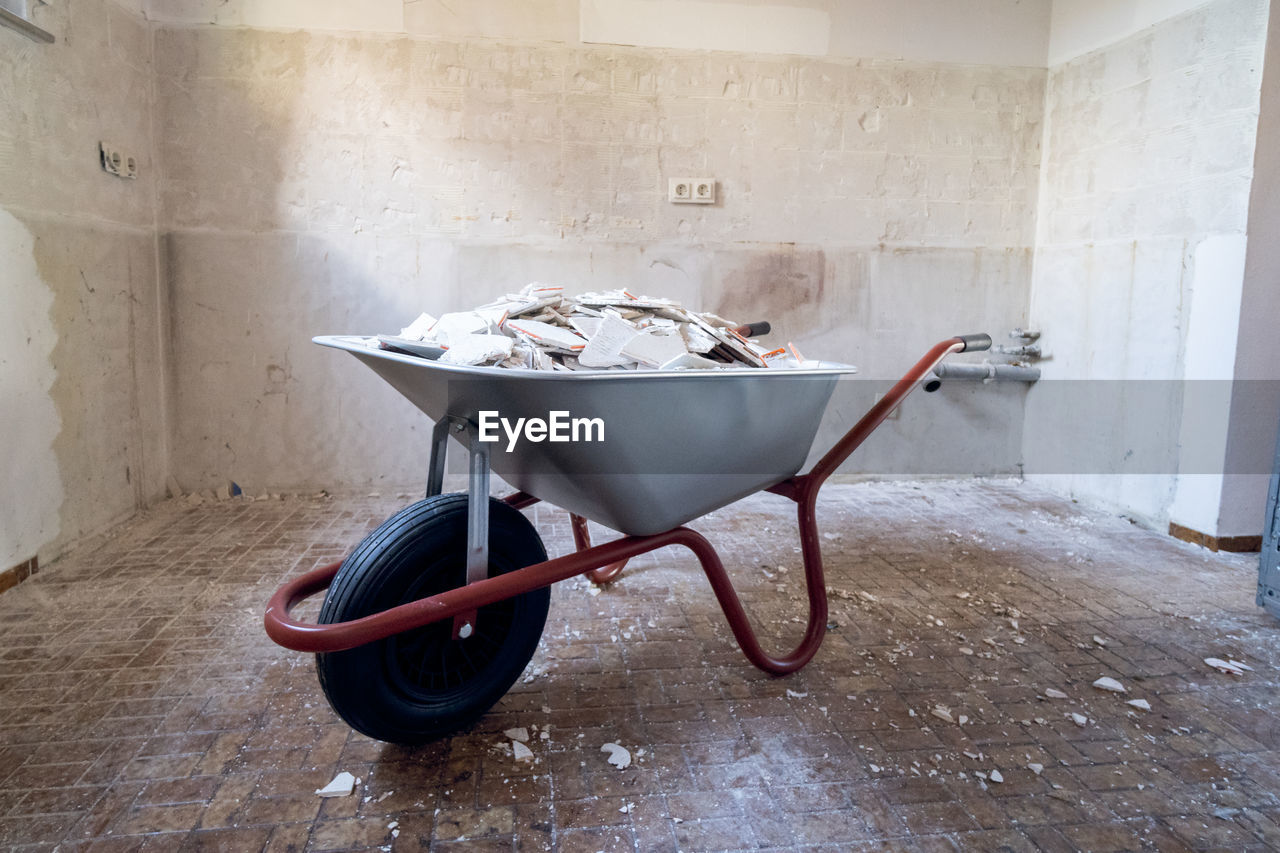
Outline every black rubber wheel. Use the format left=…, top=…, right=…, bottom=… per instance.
left=316, top=494, right=549, bottom=744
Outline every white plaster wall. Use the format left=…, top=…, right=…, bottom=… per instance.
left=1219, top=0, right=1280, bottom=537
left=0, top=0, right=168, bottom=567
left=1048, top=0, right=1216, bottom=65
left=1025, top=0, right=1269, bottom=529
left=0, top=211, right=63, bottom=570
left=153, top=26, right=1044, bottom=493
left=146, top=0, right=1053, bottom=67
left=146, top=0, right=405, bottom=32
left=583, top=0, right=1052, bottom=67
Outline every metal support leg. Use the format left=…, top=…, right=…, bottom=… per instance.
left=423, top=415, right=493, bottom=639
left=426, top=418, right=450, bottom=498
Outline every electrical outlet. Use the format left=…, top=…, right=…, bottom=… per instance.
left=99, top=141, right=137, bottom=180
left=669, top=177, right=715, bottom=204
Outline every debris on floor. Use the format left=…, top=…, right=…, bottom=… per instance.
left=315, top=771, right=357, bottom=797
left=600, top=742, right=632, bottom=769
left=359, top=284, right=820, bottom=371
left=1204, top=656, right=1253, bottom=675
left=1092, top=676, right=1127, bottom=693
left=2, top=479, right=1274, bottom=851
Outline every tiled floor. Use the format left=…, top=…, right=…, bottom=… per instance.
left=1, top=481, right=1278, bottom=852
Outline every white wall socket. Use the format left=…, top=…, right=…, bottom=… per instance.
left=669, top=177, right=715, bottom=203
left=99, top=141, right=138, bottom=180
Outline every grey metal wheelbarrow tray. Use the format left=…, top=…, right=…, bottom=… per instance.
left=316, top=334, right=860, bottom=537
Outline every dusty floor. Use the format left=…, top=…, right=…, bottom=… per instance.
left=0, top=481, right=1277, bottom=852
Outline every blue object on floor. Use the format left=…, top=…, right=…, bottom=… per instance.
left=1258, top=414, right=1280, bottom=620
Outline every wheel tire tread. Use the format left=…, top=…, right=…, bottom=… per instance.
left=315, top=494, right=548, bottom=743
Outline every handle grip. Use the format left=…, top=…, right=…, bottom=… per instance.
left=732, top=321, right=772, bottom=338
left=956, top=333, right=992, bottom=352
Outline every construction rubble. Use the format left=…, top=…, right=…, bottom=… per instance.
left=363, top=284, right=814, bottom=371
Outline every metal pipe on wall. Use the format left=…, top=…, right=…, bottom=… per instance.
left=923, top=362, right=1041, bottom=392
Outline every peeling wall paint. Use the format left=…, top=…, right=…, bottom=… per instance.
left=0, top=210, right=64, bottom=570
left=0, top=0, right=168, bottom=569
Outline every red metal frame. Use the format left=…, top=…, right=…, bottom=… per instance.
left=570, top=514, right=628, bottom=584
left=264, top=337, right=967, bottom=676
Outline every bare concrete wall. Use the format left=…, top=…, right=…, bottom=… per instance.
left=1025, top=0, right=1270, bottom=529
left=0, top=0, right=168, bottom=569
left=153, top=27, right=1044, bottom=493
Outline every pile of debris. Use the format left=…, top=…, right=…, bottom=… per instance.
left=370, top=284, right=811, bottom=371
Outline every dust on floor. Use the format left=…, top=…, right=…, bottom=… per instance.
left=0, top=481, right=1276, bottom=851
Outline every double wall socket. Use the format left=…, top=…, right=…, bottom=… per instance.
left=669, top=178, right=715, bottom=203
left=99, top=141, right=137, bottom=180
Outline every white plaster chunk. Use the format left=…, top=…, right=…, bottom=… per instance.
left=440, top=334, right=514, bottom=366
left=618, top=328, right=690, bottom=368
left=1204, top=658, right=1252, bottom=675
left=659, top=352, right=724, bottom=370
left=1126, top=699, right=1152, bottom=711
left=504, top=727, right=529, bottom=743
left=512, top=741, right=534, bottom=762
left=379, top=285, right=823, bottom=372
left=399, top=313, right=438, bottom=340
left=316, top=771, right=356, bottom=797
left=577, top=313, right=639, bottom=367
left=1044, top=688, right=1068, bottom=699
left=506, top=319, right=589, bottom=352
left=601, top=742, right=632, bottom=769
left=1092, top=676, right=1126, bottom=693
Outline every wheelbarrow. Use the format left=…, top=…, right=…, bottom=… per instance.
left=264, top=330, right=992, bottom=744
